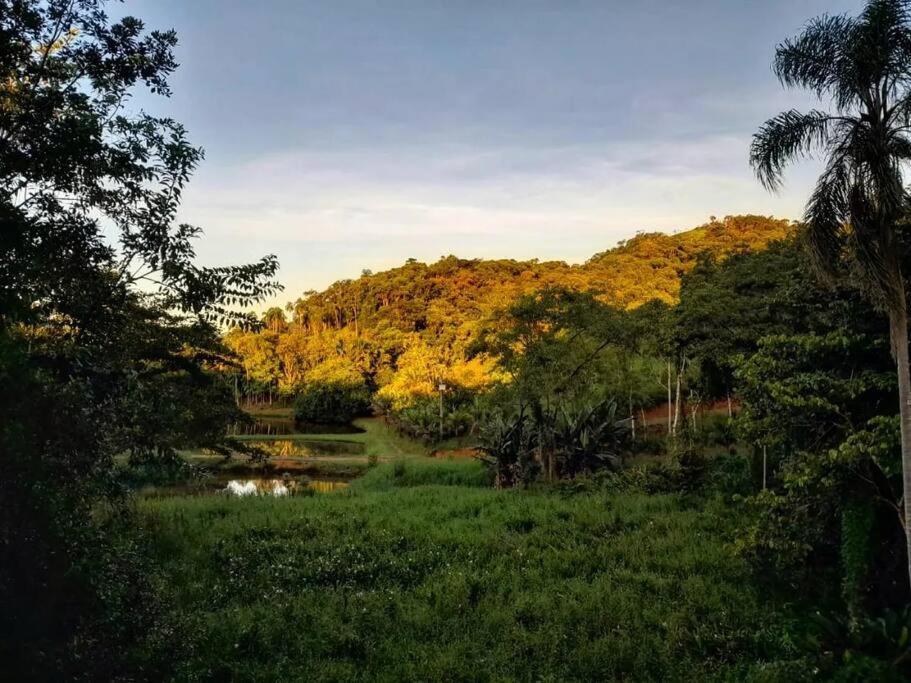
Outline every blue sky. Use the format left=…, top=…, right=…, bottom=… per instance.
left=123, top=0, right=864, bottom=307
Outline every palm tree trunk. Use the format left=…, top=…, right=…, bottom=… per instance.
left=889, top=291, right=911, bottom=589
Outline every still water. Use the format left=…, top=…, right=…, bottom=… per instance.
left=138, top=474, right=350, bottom=498
left=246, top=439, right=365, bottom=457
left=223, top=478, right=350, bottom=496
left=228, top=416, right=364, bottom=436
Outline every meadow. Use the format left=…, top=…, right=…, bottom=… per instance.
left=11, top=1, right=911, bottom=679
left=138, top=457, right=806, bottom=682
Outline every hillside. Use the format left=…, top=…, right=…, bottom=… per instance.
left=226, top=215, right=793, bottom=400
left=584, top=214, right=793, bottom=306
left=284, top=214, right=791, bottom=334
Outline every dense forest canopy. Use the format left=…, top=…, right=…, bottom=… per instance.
left=228, top=214, right=792, bottom=409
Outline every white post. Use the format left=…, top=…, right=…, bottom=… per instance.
left=438, top=382, right=446, bottom=443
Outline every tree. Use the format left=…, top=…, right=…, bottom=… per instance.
left=0, top=1, right=279, bottom=676
left=293, top=356, right=370, bottom=423
left=734, top=324, right=902, bottom=611
left=242, top=216, right=787, bottom=416
left=675, top=239, right=865, bottom=403
left=263, top=306, right=288, bottom=334
left=751, top=0, right=911, bottom=585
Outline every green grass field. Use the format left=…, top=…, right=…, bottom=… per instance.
left=138, top=456, right=803, bottom=681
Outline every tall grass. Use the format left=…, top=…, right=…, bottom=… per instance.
left=139, top=478, right=803, bottom=681
left=354, top=458, right=492, bottom=491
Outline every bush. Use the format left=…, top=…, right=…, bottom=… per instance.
left=795, top=606, right=911, bottom=681
left=704, top=452, right=754, bottom=497
left=293, top=382, right=371, bottom=424
left=383, top=394, right=478, bottom=443
left=596, top=462, right=686, bottom=495
left=354, top=459, right=493, bottom=491
left=477, top=399, right=626, bottom=488
left=586, top=452, right=752, bottom=498
left=627, top=434, right=668, bottom=455
left=702, top=416, right=738, bottom=447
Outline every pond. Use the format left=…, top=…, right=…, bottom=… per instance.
left=241, top=439, right=365, bottom=457
left=223, top=477, right=350, bottom=496
left=228, top=416, right=364, bottom=436
left=137, top=474, right=350, bottom=498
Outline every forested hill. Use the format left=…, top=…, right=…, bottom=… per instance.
left=282, top=214, right=792, bottom=336
left=583, top=214, right=793, bottom=306
left=229, top=215, right=792, bottom=402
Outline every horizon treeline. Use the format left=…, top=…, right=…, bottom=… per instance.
left=226, top=214, right=792, bottom=416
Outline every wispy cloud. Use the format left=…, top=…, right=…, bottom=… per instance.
left=139, top=0, right=851, bottom=306
left=181, top=130, right=819, bottom=309
left=183, top=133, right=811, bottom=244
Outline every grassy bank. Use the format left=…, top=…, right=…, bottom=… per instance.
left=170, top=417, right=430, bottom=482
left=139, top=463, right=801, bottom=681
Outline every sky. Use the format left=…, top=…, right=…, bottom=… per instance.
left=122, top=0, right=865, bottom=307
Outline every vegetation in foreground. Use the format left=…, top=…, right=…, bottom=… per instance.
left=8, top=0, right=911, bottom=680
left=140, top=462, right=803, bottom=682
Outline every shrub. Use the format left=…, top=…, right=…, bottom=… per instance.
left=477, top=399, right=626, bottom=487
left=704, top=452, right=754, bottom=497
left=476, top=410, right=537, bottom=488
left=597, top=462, right=685, bottom=495
left=798, top=606, right=911, bottom=681
left=293, top=381, right=371, bottom=424
left=703, top=416, right=738, bottom=447
left=382, top=394, right=479, bottom=443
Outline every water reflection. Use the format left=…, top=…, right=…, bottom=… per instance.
left=228, top=417, right=364, bottom=436
left=307, top=479, right=350, bottom=493
left=245, top=439, right=365, bottom=457
left=229, top=418, right=296, bottom=436
left=139, top=475, right=350, bottom=498
left=223, top=478, right=349, bottom=497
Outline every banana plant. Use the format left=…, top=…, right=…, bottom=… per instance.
left=477, top=409, right=536, bottom=488
left=550, top=399, right=626, bottom=476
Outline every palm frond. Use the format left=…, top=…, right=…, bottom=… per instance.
left=886, top=130, right=911, bottom=159
left=774, top=14, right=852, bottom=96
left=803, top=157, right=849, bottom=278
left=750, top=110, right=835, bottom=190
left=847, top=183, right=905, bottom=307
left=839, top=0, right=911, bottom=109
left=757, top=0, right=911, bottom=318
left=890, top=91, right=911, bottom=126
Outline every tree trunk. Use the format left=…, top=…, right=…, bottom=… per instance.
left=629, top=390, right=635, bottom=440
left=672, top=360, right=684, bottom=437
left=672, top=375, right=679, bottom=436
left=889, top=293, right=911, bottom=589
left=667, top=360, right=673, bottom=436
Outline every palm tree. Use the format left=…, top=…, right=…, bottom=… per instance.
left=751, top=0, right=911, bottom=584
left=262, top=306, right=287, bottom=334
